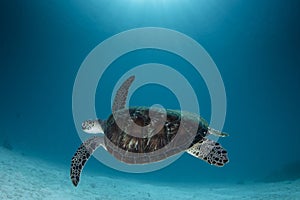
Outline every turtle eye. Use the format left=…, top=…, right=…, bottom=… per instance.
left=82, top=120, right=92, bottom=130
left=90, top=121, right=95, bottom=128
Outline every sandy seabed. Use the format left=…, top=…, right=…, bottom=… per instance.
left=0, top=147, right=299, bottom=200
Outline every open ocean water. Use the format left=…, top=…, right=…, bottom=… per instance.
left=1, top=0, right=300, bottom=199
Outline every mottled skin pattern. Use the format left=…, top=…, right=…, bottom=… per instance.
left=186, top=138, right=228, bottom=166
left=70, top=136, right=104, bottom=186
left=70, top=75, right=229, bottom=187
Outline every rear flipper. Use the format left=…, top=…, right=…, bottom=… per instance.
left=70, top=136, right=105, bottom=187
left=186, top=138, right=229, bottom=167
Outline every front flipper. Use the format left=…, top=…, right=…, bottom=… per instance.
left=70, top=136, right=105, bottom=187
left=186, top=138, right=229, bottom=167
left=112, top=75, right=135, bottom=112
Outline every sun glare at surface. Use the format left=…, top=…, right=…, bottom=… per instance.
left=127, top=0, right=193, bottom=7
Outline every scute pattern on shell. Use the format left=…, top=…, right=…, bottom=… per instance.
left=104, top=107, right=209, bottom=164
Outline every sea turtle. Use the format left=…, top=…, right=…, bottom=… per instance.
left=70, top=75, right=229, bottom=187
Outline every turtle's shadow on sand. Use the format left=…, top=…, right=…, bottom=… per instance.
left=2, top=139, right=13, bottom=151
left=259, top=161, right=300, bottom=183
left=0, top=133, right=13, bottom=151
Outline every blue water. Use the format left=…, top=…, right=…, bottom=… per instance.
left=1, top=0, right=300, bottom=196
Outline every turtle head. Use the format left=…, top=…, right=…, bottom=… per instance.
left=81, top=119, right=104, bottom=134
